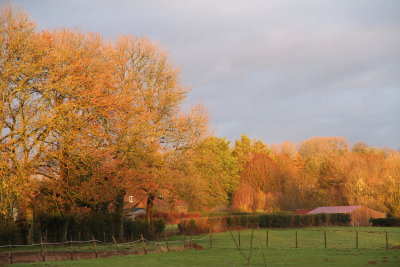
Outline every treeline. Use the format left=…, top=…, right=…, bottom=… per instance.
left=0, top=5, right=399, bottom=245
left=231, top=136, right=400, bottom=218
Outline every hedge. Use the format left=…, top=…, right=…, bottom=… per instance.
left=0, top=213, right=165, bottom=245
left=124, top=219, right=165, bottom=239
left=178, top=213, right=351, bottom=234
left=370, top=218, right=400, bottom=227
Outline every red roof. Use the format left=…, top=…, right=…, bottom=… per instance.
left=307, top=205, right=361, bottom=214
left=295, top=209, right=314, bottom=215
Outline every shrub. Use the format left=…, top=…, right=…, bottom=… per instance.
left=328, top=213, right=350, bottom=225
left=240, top=215, right=249, bottom=228
left=320, top=213, right=327, bottom=224
left=370, top=218, right=400, bottom=227
left=225, top=216, right=234, bottom=227
left=302, top=215, right=314, bottom=226
left=272, top=215, right=291, bottom=228
left=294, top=215, right=302, bottom=226
left=0, top=220, right=18, bottom=245
left=258, top=214, right=269, bottom=227
left=124, top=218, right=165, bottom=239
left=314, top=214, right=322, bottom=225
left=138, top=211, right=202, bottom=224
left=124, top=220, right=148, bottom=239
left=154, top=218, right=166, bottom=234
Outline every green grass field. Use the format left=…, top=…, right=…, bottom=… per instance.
left=6, top=227, right=400, bottom=266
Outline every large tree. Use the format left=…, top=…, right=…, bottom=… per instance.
left=0, top=5, right=208, bottom=240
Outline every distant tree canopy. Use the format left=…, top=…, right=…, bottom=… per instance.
left=233, top=136, right=400, bottom=217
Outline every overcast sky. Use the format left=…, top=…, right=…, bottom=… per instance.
left=11, top=0, right=400, bottom=149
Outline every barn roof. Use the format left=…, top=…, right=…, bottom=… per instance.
left=307, top=205, right=361, bottom=214
left=295, top=209, right=314, bottom=215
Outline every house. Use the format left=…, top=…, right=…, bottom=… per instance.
left=306, top=205, right=386, bottom=226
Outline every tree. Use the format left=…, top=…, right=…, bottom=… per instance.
left=299, top=137, right=349, bottom=159
left=271, top=141, right=297, bottom=157
left=176, top=137, right=239, bottom=210
left=111, top=36, right=208, bottom=231
left=0, top=5, right=53, bottom=242
left=1, top=5, right=209, bottom=240
left=233, top=135, right=271, bottom=171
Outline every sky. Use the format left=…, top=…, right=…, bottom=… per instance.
left=10, top=0, right=400, bottom=149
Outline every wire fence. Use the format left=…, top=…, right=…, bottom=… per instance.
left=0, top=233, right=211, bottom=264
left=0, top=228, right=399, bottom=264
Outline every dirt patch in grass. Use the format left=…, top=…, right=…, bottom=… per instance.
left=368, top=260, right=377, bottom=264
left=184, top=243, right=204, bottom=250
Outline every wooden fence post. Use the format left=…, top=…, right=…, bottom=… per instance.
left=140, top=234, right=147, bottom=255
left=131, top=233, right=135, bottom=251
left=103, top=232, right=106, bottom=243
left=164, top=232, right=170, bottom=251
left=70, top=236, right=73, bottom=260
left=356, top=231, right=359, bottom=249
left=92, top=235, right=98, bottom=258
left=40, top=237, right=46, bottom=262
left=183, top=234, right=186, bottom=248
left=238, top=229, right=241, bottom=248
left=324, top=231, right=327, bottom=248
left=266, top=230, right=269, bottom=248
left=8, top=240, right=13, bottom=264
left=209, top=228, right=213, bottom=248
left=112, top=235, right=120, bottom=254
left=385, top=232, right=388, bottom=250
left=295, top=231, right=298, bottom=248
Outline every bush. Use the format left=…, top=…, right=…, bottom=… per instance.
left=294, top=215, right=302, bottom=226
left=328, top=213, right=351, bottom=225
left=259, top=214, right=269, bottom=227
left=271, top=215, right=291, bottom=228
left=314, top=214, right=324, bottom=225
left=302, top=215, right=314, bottom=226
left=124, top=218, right=165, bottom=239
left=0, top=220, right=18, bottom=245
left=136, top=211, right=201, bottom=224
left=179, top=217, right=210, bottom=234
left=320, top=213, right=327, bottom=224
left=225, top=216, right=234, bottom=227
left=240, top=215, right=249, bottom=228
left=370, top=218, right=400, bottom=227
left=154, top=218, right=166, bottom=234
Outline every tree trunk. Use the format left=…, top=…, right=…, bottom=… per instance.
left=62, top=217, right=69, bottom=242
left=145, top=193, right=155, bottom=236
left=115, top=191, right=125, bottom=240
left=27, top=207, right=34, bottom=245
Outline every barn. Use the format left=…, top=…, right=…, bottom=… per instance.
left=307, top=205, right=386, bottom=226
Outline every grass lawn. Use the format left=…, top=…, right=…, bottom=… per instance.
left=6, top=227, right=400, bottom=266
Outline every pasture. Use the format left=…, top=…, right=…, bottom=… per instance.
left=4, top=226, right=400, bottom=266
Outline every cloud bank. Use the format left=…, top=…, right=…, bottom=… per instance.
left=13, top=0, right=400, bottom=148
